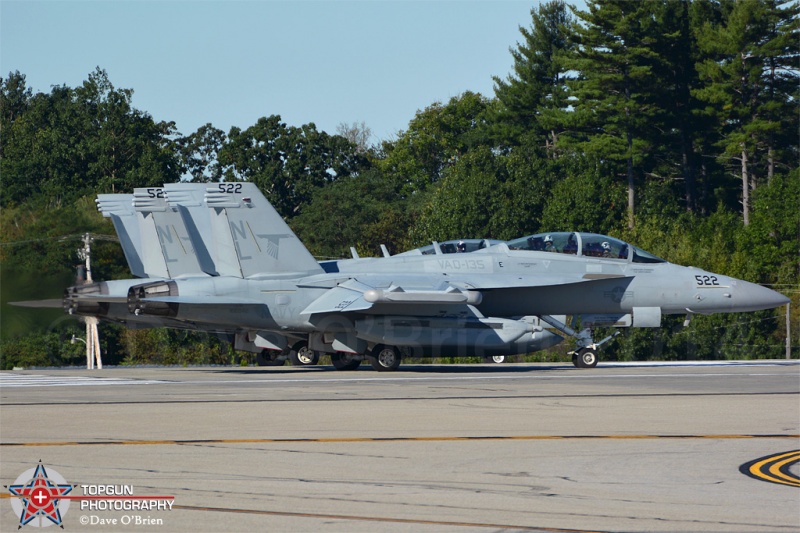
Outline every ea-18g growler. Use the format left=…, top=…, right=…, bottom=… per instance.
left=64, top=182, right=788, bottom=371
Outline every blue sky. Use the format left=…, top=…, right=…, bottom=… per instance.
left=2, top=1, right=581, bottom=143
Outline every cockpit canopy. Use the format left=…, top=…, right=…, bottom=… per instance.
left=397, top=239, right=504, bottom=256
left=505, top=232, right=666, bottom=264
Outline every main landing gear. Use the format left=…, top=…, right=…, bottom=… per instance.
left=256, top=349, right=287, bottom=366
left=539, top=315, right=617, bottom=369
left=256, top=341, right=321, bottom=367
left=367, top=344, right=402, bottom=372
left=289, top=341, right=320, bottom=366
left=329, top=345, right=403, bottom=372
left=331, top=352, right=361, bottom=371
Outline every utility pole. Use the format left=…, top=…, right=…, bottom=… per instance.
left=787, top=303, right=792, bottom=360
left=77, top=233, right=103, bottom=369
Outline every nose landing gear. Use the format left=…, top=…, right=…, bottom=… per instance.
left=540, top=315, right=617, bottom=369
left=571, top=347, right=598, bottom=368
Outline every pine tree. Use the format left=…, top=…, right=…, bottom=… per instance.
left=492, top=0, right=574, bottom=154
left=649, top=0, right=701, bottom=213
left=562, top=0, right=664, bottom=229
left=694, top=0, right=799, bottom=225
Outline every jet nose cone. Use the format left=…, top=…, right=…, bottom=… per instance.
left=734, top=280, right=790, bottom=312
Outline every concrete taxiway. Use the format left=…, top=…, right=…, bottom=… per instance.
left=1, top=361, right=799, bottom=532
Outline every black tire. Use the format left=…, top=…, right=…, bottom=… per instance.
left=256, top=349, right=286, bottom=367
left=368, top=345, right=402, bottom=372
left=331, top=352, right=361, bottom=371
left=482, top=355, right=506, bottom=364
left=574, top=348, right=598, bottom=369
left=289, top=342, right=320, bottom=366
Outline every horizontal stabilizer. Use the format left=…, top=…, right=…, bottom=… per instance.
left=64, top=295, right=129, bottom=304
left=136, top=295, right=263, bottom=306
left=9, top=299, right=64, bottom=309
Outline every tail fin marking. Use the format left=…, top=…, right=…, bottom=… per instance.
left=204, top=182, right=324, bottom=278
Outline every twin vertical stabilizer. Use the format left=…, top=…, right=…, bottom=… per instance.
left=201, top=182, right=323, bottom=278
left=100, top=182, right=323, bottom=280
left=132, top=188, right=205, bottom=278
left=96, top=194, right=146, bottom=278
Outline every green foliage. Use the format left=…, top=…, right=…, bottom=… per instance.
left=218, top=115, right=368, bottom=218
left=0, top=323, right=88, bottom=370
left=177, top=123, right=226, bottom=182
left=608, top=311, right=787, bottom=362
left=1, top=68, right=181, bottom=207
left=492, top=0, right=575, bottom=152
left=409, top=147, right=513, bottom=243
left=292, top=168, right=415, bottom=258
left=539, top=159, right=626, bottom=234
left=740, top=168, right=800, bottom=284
left=118, top=329, right=241, bottom=366
left=379, top=92, right=492, bottom=196
left=1, top=197, right=123, bottom=276
left=693, top=0, right=799, bottom=222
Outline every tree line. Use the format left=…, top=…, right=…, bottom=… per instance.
left=1, top=0, right=797, bottom=368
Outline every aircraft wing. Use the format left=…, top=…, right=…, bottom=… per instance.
left=299, top=273, right=633, bottom=317
left=445, top=273, right=627, bottom=290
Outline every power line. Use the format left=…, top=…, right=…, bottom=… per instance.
left=0, top=233, right=118, bottom=247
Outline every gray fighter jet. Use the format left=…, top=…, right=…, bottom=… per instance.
left=66, top=182, right=788, bottom=371
left=81, top=183, right=563, bottom=367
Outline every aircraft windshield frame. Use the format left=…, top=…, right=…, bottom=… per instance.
left=399, top=239, right=503, bottom=256
left=505, top=232, right=666, bottom=263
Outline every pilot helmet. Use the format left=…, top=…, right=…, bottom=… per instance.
left=544, top=235, right=553, bottom=243
left=457, top=240, right=466, bottom=251
left=602, top=241, right=610, bottom=250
